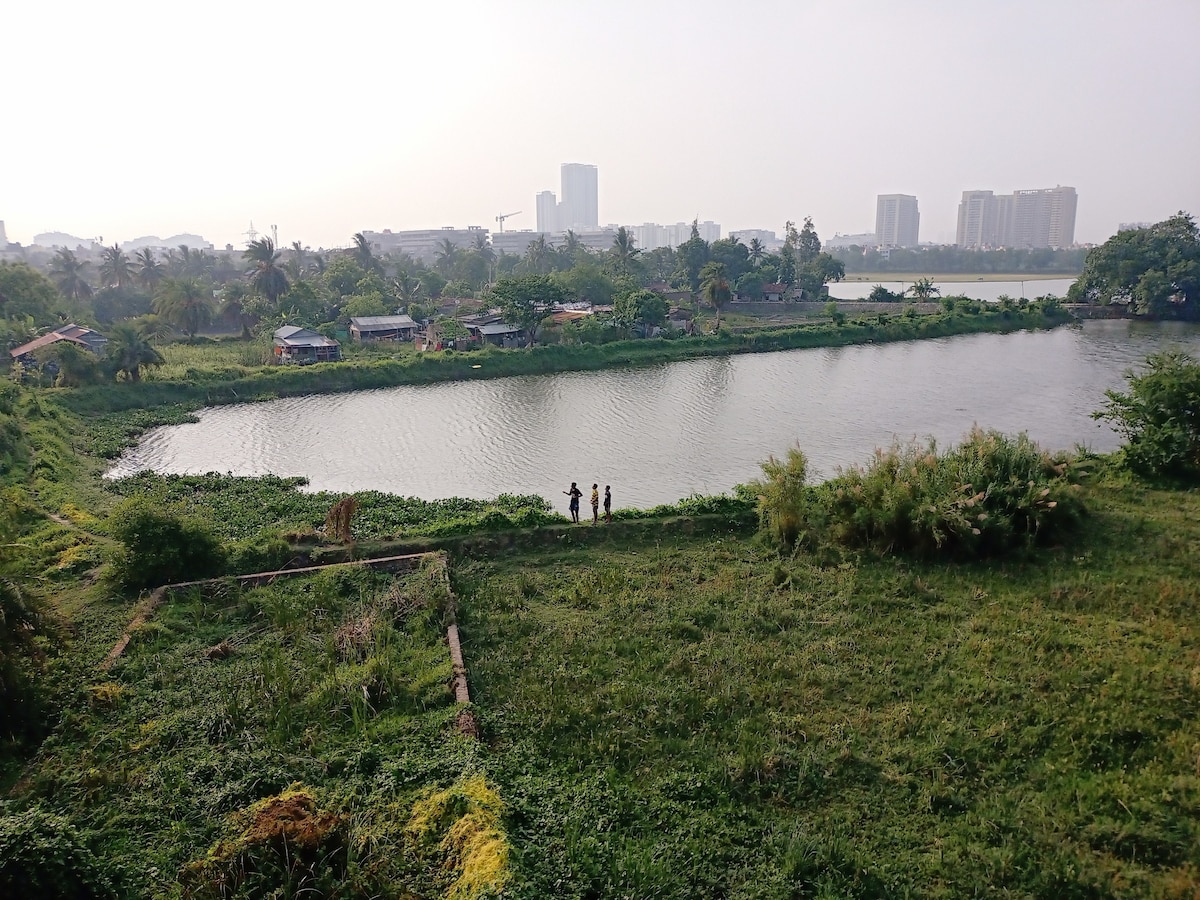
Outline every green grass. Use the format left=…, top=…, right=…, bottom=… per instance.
left=454, top=469, right=1200, bottom=897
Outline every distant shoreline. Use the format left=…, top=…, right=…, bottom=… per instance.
left=841, top=272, right=1078, bottom=284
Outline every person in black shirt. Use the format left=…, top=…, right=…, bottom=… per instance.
left=564, top=482, right=582, bottom=523
left=603, top=485, right=612, bottom=523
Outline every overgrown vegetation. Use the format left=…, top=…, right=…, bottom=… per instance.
left=1095, top=350, right=1200, bottom=482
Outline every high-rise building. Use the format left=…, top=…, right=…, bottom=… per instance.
left=535, top=191, right=559, bottom=234
left=874, top=194, right=920, bottom=248
left=0, top=221, right=7, bottom=246
left=956, top=186, right=1077, bottom=249
left=558, top=163, right=598, bottom=230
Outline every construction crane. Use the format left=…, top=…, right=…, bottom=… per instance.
left=495, top=211, right=521, bottom=233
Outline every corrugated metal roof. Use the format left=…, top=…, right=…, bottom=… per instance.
left=475, top=323, right=521, bottom=336
left=350, top=315, right=417, bottom=329
left=274, top=325, right=338, bottom=347
left=9, top=325, right=106, bottom=358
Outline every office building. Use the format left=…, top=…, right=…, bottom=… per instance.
left=875, top=194, right=920, bottom=248
left=360, top=226, right=488, bottom=264
left=956, top=186, right=1077, bottom=249
left=0, top=221, right=7, bottom=246
left=491, top=231, right=548, bottom=256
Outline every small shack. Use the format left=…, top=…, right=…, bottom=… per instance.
left=762, top=283, right=789, bottom=302
left=273, top=325, right=341, bottom=364
left=9, top=324, right=108, bottom=362
left=349, top=314, right=418, bottom=342
left=466, top=322, right=525, bottom=348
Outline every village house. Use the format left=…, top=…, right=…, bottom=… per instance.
left=9, top=324, right=108, bottom=363
left=273, top=325, right=341, bottom=364
left=349, top=314, right=418, bottom=343
left=762, top=283, right=790, bottom=302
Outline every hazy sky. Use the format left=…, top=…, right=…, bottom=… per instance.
left=4, top=0, right=1198, bottom=249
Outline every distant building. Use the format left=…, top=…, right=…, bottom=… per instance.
left=559, top=163, right=598, bottom=230
left=350, top=315, right=418, bottom=342
left=956, top=186, right=1077, bottom=249
left=492, top=230, right=547, bottom=256
left=0, top=221, right=7, bottom=246
left=360, top=226, right=488, bottom=264
left=1118, top=222, right=1153, bottom=232
left=272, top=326, right=341, bottom=364
left=729, top=229, right=782, bottom=250
left=535, top=191, right=559, bottom=233
left=875, top=194, right=920, bottom=248
left=9, top=324, right=108, bottom=361
left=825, top=232, right=878, bottom=250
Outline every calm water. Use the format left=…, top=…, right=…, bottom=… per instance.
left=109, top=321, right=1200, bottom=508
left=828, top=278, right=1076, bottom=302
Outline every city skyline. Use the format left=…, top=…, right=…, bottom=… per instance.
left=3, top=1, right=1197, bottom=250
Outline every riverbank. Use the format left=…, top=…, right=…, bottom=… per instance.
left=842, top=272, right=1079, bottom=283
left=60, top=303, right=1071, bottom=428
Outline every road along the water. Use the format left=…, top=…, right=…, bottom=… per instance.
left=108, top=320, right=1200, bottom=509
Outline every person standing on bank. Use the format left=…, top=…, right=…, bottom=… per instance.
left=564, top=482, right=582, bottom=523
left=590, top=484, right=600, bottom=524
left=603, top=485, right=612, bottom=522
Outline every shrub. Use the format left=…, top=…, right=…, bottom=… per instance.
left=750, top=447, right=812, bottom=550
left=0, top=809, right=116, bottom=899
left=816, top=429, right=1084, bottom=557
left=1094, top=351, right=1200, bottom=482
left=108, top=498, right=227, bottom=589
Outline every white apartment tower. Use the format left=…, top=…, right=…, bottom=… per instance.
left=559, top=163, right=599, bottom=231
left=875, top=194, right=920, bottom=248
left=535, top=191, right=559, bottom=234
left=956, top=186, right=1077, bottom=249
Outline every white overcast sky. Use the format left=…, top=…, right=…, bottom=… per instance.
left=3, top=0, right=1198, bottom=249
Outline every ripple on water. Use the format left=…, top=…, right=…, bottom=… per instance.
left=108, top=322, right=1200, bottom=506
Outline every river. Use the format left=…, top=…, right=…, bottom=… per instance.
left=108, top=321, right=1200, bottom=508
left=828, top=277, right=1076, bottom=302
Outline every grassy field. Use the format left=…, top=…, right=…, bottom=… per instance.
left=452, top=469, right=1200, bottom=897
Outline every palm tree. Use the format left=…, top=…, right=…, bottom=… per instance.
left=610, top=227, right=640, bottom=276
left=907, top=277, right=941, bottom=301
left=700, top=261, right=732, bottom=332
left=434, top=238, right=459, bottom=275
left=154, top=277, right=213, bottom=341
left=243, top=237, right=290, bottom=311
left=135, top=248, right=165, bottom=291
left=105, top=322, right=164, bottom=383
left=287, top=241, right=310, bottom=280
left=99, top=244, right=135, bottom=289
left=747, top=238, right=766, bottom=266
left=351, top=232, right=381, bottom=273
left=48, top=248, right=93, bottom=302
left=523, top=235, right=553, bottom=275
left=393, top=270, right=423, bottom=307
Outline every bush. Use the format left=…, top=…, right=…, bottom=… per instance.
left=1094, top=351, right=1200, bottom=482
left=108, top=498, right=227, bottom=589
left=817, top=429, right=1084, bottom=557
left=0, top=809, right=116, bottom=899
left=750, top=447, right=812, bottom=549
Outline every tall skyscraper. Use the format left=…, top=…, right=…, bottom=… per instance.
left=875, top=194, right=920, bottom=248
left=535, top=191, right=559, bottom=234
left=0, top=221, right=7, bottom=246
left=559, top=163, right=598, bottom=230
left=956, top=186, right=1077, bottom=249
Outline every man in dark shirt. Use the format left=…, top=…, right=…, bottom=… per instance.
left=603, top=485, right=612, bottom=523
left=564, top=482, right=582, bottom=523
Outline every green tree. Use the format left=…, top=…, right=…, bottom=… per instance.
left=47, top=248, right=93, bottom=303
left=154, top=277, right=213, bottom=340
left=700, top=261, right=732, bottom=331
left=610, top=227, right=640, bottom=277
left=747, top=238, right=767, bottom=266
left=522, top=235, right=556, bottom=275
left=434, top=238, right=459, bottom=275
left=907, top=277, right=940, bottom=300
left=1094, top=351, right=1200, bottom=481
left=36, top=341, right=101, bottom=387
left=393, top=270, right=423, bottom=307
left=244, top=237, right=290, bottom=310
left=108, top=497, right=226, bottom=589
left=797, top=217, right=822, bottom=265
left=1070, top=214, right=1200, bottom=318
left=490, top=275, right=568, bottom=345
left=709, top=238, right=750, bottom=283
left=98, top=244, right=135, bottom=289
left=105, top=322, right=165, bottom=383
left=350, top=232, right=382, bottom=274
left=134, top=248, right=165, bottom=292
left=0, top=262, right=60, bottom=325
left=736, top=271, right=765, bottom=301
left=613, top=288, right=669, bottom=336
left=676, top=221, right=710, bottom=293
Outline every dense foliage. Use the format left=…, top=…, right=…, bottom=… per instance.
left=753, top=429, right=1085, bottom=557
left=1069, top=214, right=1200, bottom=318
left=107, top=497, right=227, bottom=588
left=1095, top=350, right=1200, bottom=481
